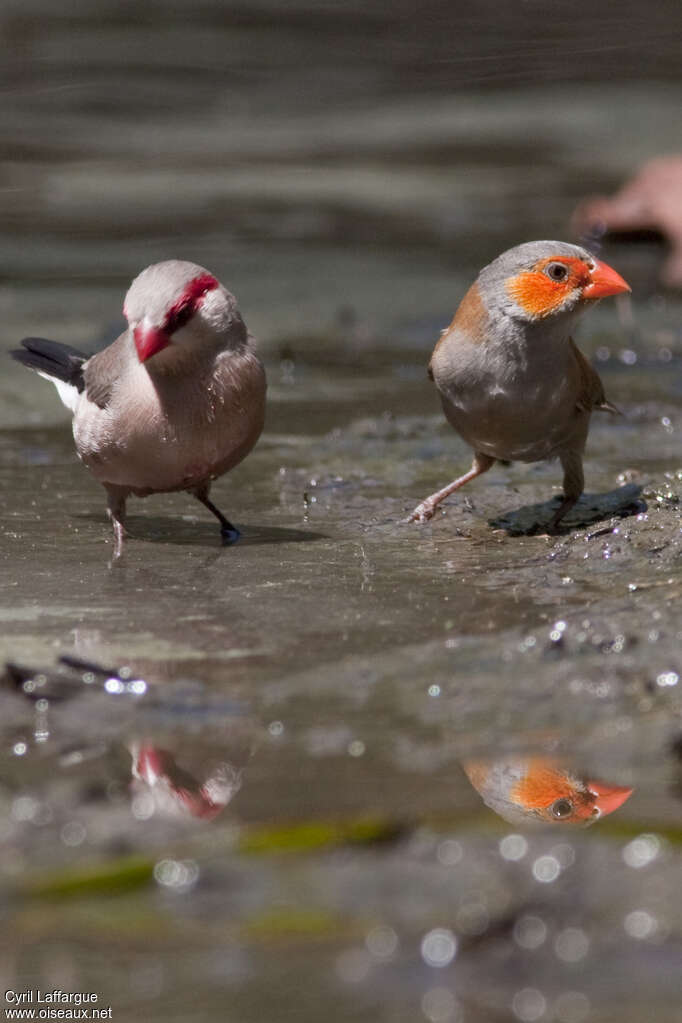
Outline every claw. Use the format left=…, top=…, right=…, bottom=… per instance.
left=408, top=501, right=435, bottom=524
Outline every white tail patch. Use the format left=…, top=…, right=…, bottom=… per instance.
left=37, top=371, right=80, bottom=413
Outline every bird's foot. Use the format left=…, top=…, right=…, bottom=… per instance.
left=220, top=523, right=241, bottom=546
left=407, top=500, right=437, bottom=524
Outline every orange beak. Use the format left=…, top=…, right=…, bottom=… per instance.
left=587, top=780, right=634, bottom=817
left=583, top=259, right=631, bottom=299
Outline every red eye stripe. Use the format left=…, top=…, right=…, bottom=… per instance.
left=163, top=273, right=219, bottom=334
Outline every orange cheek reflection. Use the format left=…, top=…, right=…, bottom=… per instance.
left=510, top=760, right=577, bottom=809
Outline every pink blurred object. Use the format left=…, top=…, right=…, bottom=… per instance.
left=572, top=155, right=682, bottom=287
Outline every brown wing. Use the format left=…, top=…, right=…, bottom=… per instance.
left=82, top=331, right=131, bottom=409
left=569, top=338, right=620, bottom=415
left=428, top=282, right=489, bottom=382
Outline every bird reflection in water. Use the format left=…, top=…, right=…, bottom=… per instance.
left=462, top=756, right=633, bottom=827
left=2, top=655, right=254, bottom=825
left=130, top=741, right=243, bottom=821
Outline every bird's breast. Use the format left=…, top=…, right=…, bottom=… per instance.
left=431, top=330, right=584, bottom=461
left=74, top=349, right=266, bottom=492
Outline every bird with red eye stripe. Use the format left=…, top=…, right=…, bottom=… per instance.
left=409, top=240, right=631, bottom=531
left=12, top=261, right=266, bottom=553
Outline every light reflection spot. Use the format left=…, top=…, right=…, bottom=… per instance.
left=153, top=858, right=199, bottom=890
left=437, top=840, right=463, bottom=867
left=104, top=678, right=125, bottom=695
left=656, top=671, right=678, bottom=687
left=550, top=843, right=576, bottom=868
left=421, top=987, right=459, bottom=1022
left=12, top=796, right=39, bottom=822
left=622, top=834, right=661, bottom=869
left=554, top=927, right=589, bottom=963
left=428, top=685, right=441, bottom=697
left=532, top=855, right=561, bottom=884
left=456, top=900, right=489, bottom=936
left=348, top=740, right=365, bottom=757
left=512, top=987, right=546, bottom=1021
left=624, top=909, right=657, bottom=939
left=513, top=915, right=547, bottom=950
left=268, top=720, right=284, bottom=737
left=61, top=820, right=87, bottom=847
left=499, top=834, right=528, bottom=861
left=12, top=742, right=28, bottom=757
left=554, top=991, right=591, bottom=1022
left=365, top=925, right=398, bottom=960
left=420, top=928, right=457, bottom=968
left=131, top=792, right=155, bottom=821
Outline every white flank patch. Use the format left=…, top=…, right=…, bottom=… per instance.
left=37, top=371, right=80, bottom=413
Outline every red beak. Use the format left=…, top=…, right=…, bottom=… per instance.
left=587, top=780, right=634, bottom=816
left=582, top=259, right=631, bottom=299
left=134, top=323, right=171, bottom=362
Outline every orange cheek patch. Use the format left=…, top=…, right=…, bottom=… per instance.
left=506, top=272, right=573, bottom=318
left=510, top=759, right=576, bottom=809
left=506, top=257, right=591, bottom=319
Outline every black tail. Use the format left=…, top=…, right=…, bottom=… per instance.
left=10, top=337, right=86, bottom=391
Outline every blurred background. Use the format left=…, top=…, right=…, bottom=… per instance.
left=1, top=0, right=681, bottom=374
left=0, top=3, right=681, bottom=1022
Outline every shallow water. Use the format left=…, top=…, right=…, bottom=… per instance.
left=1, top=4, right=682, bottom=1022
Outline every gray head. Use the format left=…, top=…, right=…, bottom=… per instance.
left=123, top=260, right=246, bottom=363
left=476, top=240, right=630, bottom=324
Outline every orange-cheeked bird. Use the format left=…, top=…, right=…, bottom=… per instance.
left=463, top=756, right=633, bottom=827
left=409, top=241, right=631, bottom=530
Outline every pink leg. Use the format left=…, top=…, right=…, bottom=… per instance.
left=105, top=485, right=128, bottom=558
left=408, top=452, right=495, bottom=523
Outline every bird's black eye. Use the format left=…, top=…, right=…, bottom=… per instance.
left=550, top=798, right=573, bottom=819
left=545, top=262, right=569, bottom=282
